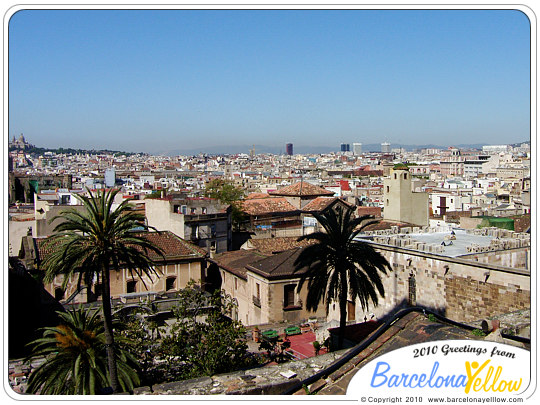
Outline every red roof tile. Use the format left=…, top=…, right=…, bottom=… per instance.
left=302, top=197, right=354, bottom=213
left=242, top=197, right=297, bottom=215
left=245, top=237, right=317, bottom=254
left=269, top=182, right=334, bottom=197
left=35, top=231, right=206, bottom=264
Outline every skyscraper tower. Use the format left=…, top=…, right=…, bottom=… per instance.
left=353, top=143, right=362, bottom=155
left=340, top=143, right=350, bottom=152
left=286, top=143, right=293, bottom=156
left=381, top=142, right=391, bottom=153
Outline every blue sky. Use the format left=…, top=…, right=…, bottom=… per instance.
left=8, top=9, right=531, bottom=153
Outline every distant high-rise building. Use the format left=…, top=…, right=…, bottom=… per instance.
left=353, top=143, right=362, bottom=155
left=381, top=142, right=391, bottom=153
left=105, top=168, right=116, bottom=188
left=340, top=143, right=350, bottom=152
left=286, top=143, right=293, bottom=156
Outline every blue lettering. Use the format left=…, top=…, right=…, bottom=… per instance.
left=371, top=362, right=390, bottom=387
left=428, top=361, right=440, bottom=387
left=455, top=375, right=468, bottom=387
left=409, top=373, right=419, bottom=388
left=418, top=373, right=427, bottom=387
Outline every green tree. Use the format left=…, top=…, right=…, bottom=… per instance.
left=26, top=306, right=139, bottom=395
left=294, top=207, right=391, bottom=349
left=40, top=188, right=163, bottom=393
left=204, top=179, right=246, bottom=230
left=159, top=281, right=259, bottom=380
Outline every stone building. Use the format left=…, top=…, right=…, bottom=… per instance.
left=383, top=167, right=429, bottom=226
left=345, top=227, right=530, bottom=326
left=145, top=196, right=232, bottom=254
left=18, top=231, right=208, bottom=304
left=207, top=242, right=327, bottom=326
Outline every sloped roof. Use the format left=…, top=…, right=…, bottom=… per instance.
left=246, top=247, right=314, bottom=280
left=362, top=220, right=414, bottom=232
left=245, top=192, right=271, bottom=200
left=245, top=237, right=317, bottom=254
left=269, top=182, right=334, bottom=197
left=242, top=197, right=298, bottom=215
left=209, top=249, right=270, bottom=280
left=288, top=310, right=529, bottom=395
left=34, top=231, right=206, bottom=264
left=302, top=197, right=354, bottom=213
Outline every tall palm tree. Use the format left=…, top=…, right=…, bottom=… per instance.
left=40, top=188, right=163, bottom=393
left=26, top=306, right=139, bottom=394
left=294, top=206, right=391, bottom=349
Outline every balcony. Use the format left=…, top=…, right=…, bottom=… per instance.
left=283, top=301, right=302, bottom=311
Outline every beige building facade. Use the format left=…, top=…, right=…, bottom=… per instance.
left=383, top=167, right=429, bottom=226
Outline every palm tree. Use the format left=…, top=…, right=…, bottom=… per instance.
left=40, top=188, right=163, bottom=393
left=294, top=206, right=391, bottom=349
left=26, top=306, right=139, bottom=394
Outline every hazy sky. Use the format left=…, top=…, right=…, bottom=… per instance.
left=8, top=8, right=531, bottom=153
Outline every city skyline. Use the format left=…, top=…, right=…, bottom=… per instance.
left=8, top=8, right=531, bottom=154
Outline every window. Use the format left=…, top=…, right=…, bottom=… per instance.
left=284, top=284, right=296, bottom=308
left=404, top=173, right=407, bottom=180
left=347, top=300, right=356, bottom=321
left=253, top=283, right=261, bottom=307
left=386, top=186, right=390, bottom=193
left=408, top=274, right=416, bottom=306
left=235, top=277, right=238, bottom=290
left=394, top=173, right=397, bottom=179
left=127, top=280, right=137, bottom=293
left=54, top=287, right=64, bottom=301
left=166, top=277, right=176, bottom=291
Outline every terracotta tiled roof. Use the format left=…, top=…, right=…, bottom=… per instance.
left=246, top=247, right=314, bottom=280
left=362, top=220, right=414, bottom=232
left=242, top=197, right=298, bottom=216
left=34, top=231, right=206, bottom=264
left=302, top=197, right=354, bottom=213
left=245, top=237, right=317, bottom=254
left=269, top=182, right=334, bottom=197
left=245, top=192, right=270, bottom=200
left=209, top=250, right=270, bottom=280
left=135, top=231, right=207, bottom=259
left=356, top=206, right=382, bottom=218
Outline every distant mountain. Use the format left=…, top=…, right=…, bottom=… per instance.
left=153, top=143, right=492, bottom=156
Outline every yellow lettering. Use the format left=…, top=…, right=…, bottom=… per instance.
left=465, top=360, right=491, bottom=394
left=464, top=361, right=523, bottom=394
left=509, top=379, right=522, bottom=392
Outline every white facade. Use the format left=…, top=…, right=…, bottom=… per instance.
left=482, top=145, right=510, bottom=154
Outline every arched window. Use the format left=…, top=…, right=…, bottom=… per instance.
left=166, top=277, right=176, bottom=291
left=408, top=273, right=416, bottom=306
left=127, top=280, right=137, bottom=294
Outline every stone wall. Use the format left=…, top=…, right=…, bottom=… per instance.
left=445, top=274, right=529, bottom=322
left=355, top=242, right=530, bottom=324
